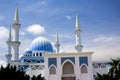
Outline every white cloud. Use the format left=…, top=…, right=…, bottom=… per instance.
left=93, top=35, right=114, bottom=43
left=60, top=43, right=75, bottom=53
left=0, top=27, right=8, bottom=66
left=0, top=60, right=6, bottom=67
left=84, top=35, right=120, bottom=61
left=66, top=16, right=72, bottom=20
left=0, top=27, right=8, bottom=41
left=38, top=0, right=47, bottom=6
left=27, top=24, right=45, bottom=35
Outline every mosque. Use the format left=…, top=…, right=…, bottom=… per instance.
left=5, top=6, right=108, bottom=80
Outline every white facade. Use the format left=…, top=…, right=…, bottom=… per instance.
left=44, top=52, right=93, bottom=80
left=5, top=6, right=109, bottom=80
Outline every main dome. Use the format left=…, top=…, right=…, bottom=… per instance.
left=30, top=37, right=53, bottom=52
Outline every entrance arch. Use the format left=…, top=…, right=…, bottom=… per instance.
left=62, top=61, right=76, bottom=80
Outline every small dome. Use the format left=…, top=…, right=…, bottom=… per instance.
left=30, top=37, right=53, bottom=52
left=24, top=48, right=32, bottom=55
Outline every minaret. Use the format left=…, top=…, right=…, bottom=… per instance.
left=5, top=27, right=12, bottom=64
left=75, top=14, right=83, bottom=52
left=55, top=33, right=60, bottom=53
left=12, top=5, right=21, bottom=61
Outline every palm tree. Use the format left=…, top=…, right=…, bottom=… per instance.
left=95, top=58, right=120, bottom=80
left=108, top=58, right=120, bottom=79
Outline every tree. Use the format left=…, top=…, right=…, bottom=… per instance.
left=108, top=58, right=120, bottom=79
left=95, top=58, right=120, bottom=80
left=0, top=64, right=30, bottom=80
left=31, top=74, right=45, bottom=80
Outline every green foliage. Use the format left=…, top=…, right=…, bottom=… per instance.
left=0, top=64, right=45, bottom=80
left=95, top=58, right=120, bottom=80
left=0, top=64, right=30, bottom=80
left=31, top=74, right=45, bottom=80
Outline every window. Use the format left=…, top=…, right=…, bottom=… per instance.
left=101, top=64, right=106, bottom=68
left=38, top=66, right=43, bottom=70
left=81, top=65, right=87, bottom=73
left=94, top=64, right=99, bottom=68
left=36, top=53, right=38, bottom=56
left=49, top=66, right=56, bottom=74
left=31, top=65, right=36, bottom=70
left=33, top=54, right=35, bottom=56
left=40, top=53, right=42, bottom=56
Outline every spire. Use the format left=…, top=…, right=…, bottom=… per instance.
left=56, top=32, right=59, bottom=43
left=75, top=14, right=83, bottom=52
left=8, top=26, right=12, bottom=41
left=76, top=14, right=80, bottom=30
left=55, top=32, right=60, bottom=53
left=12, top=5, right=21, bottom=61
left=14, top=5, right=19, bottom=23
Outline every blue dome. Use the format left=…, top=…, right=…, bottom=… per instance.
left=24, top=48, right=32, bottom=55
left=30, top=37, right=53, bottom=52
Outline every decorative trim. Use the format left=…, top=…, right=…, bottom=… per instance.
left=79, top=57, right=88, bottom=66
left=48, top=58, right=57, bottom=67
left=61, top=57, right=75, bottom=65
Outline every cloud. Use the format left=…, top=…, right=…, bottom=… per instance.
left=60, top=43, right=75, bottom=53
left=27, top=24, right=45, bottom=35
left=38, top=0, right=47, bottom=6
left=0, top=27, right=8, bottom=67
left=0, top=27, right=8, bottom=41
left=66, top=16, right=72, bottom=20
left=93, top=35, right=114, bottom=43
left=0, top=60, right=6, bottom=67
left=84, top=35, right=120, bottom=61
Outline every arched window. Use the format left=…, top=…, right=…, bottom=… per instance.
left=94, top=64, right=99, bottom=68
left=33, top=54, right=35, bottom=56
left=81, top=65, right=87, bottom=73
left=40, top=53, right=42, bottom=56
left=101, top=64, right=106, bottom=68
left=31, top=65, right=36, bottom=70
left=38, top=66, right=43, bottom=70
left=26, top=60, right=31, bottom=63
left=36, top=53, right=38, bottom=56
left=36, top=61, right=40, bottom=63
left=62, top=61, right=74, bottom=74
left=20, top=66, right=24, bottom=70
left=49, top=66, right=56, bottom=74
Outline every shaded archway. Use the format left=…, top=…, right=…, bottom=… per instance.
left=49, top=65, right=56, bottom=74
left=62, top=61, right=74, bottom=74
left=62, top=61, right=76, bottom=80
left=81, top=65, right=87, bottom=73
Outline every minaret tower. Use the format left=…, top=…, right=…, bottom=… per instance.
left=5, top=27, right=12, bottom=64
left=12, top=5, right=21, bottom=61
left=55, top=33, right=60, bottom=53
left=75, top=14, right=83, bottom=52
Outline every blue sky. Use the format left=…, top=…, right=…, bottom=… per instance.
left=0, top=0, right=120, bottom=66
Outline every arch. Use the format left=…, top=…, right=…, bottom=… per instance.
left=93, top=64, right=99, bottom=68
left=100, top=64, right=106, bottom=68
left=38, top=65, right=43, bottom=70
left=20, top=66, right=24, bottom=70
left=31, top=65, right=36, bottom=70
left=49, top=65, right=56, bottom=74
left=62, top=61, right=74, bottom=74
left=26, top=59, right=32, bottom=63
left=81, top=64, right=88, bottom=73
left=36, top=60, right=40, bottom=63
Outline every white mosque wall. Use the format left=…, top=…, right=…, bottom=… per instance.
left=44, top=52, right=93, bottom=80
